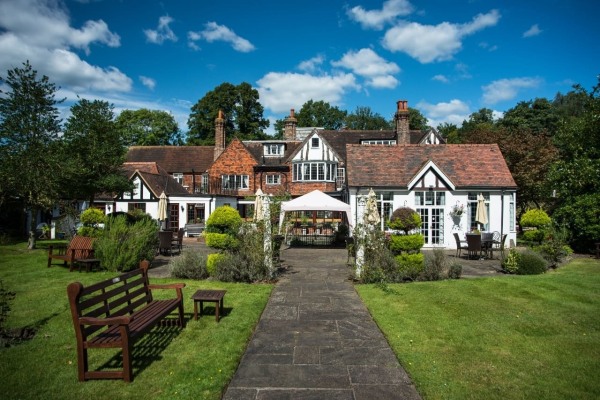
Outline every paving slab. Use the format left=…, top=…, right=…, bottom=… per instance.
left=222, top=246, right=421, bottom=400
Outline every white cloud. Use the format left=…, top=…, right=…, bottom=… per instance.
left=0, top=0, right=131, bottom=92
left=432, top=74, right=449, bottom=83
left=331, top=48, right=400, bottom=88
left=188, top=22, right=255, bottom=52
left=256, top=72, right=360, bottom=114
left=139, top=76, right=156, bottom=90
left=523, top=24, right=542, bottom=38
left=298, top=55, right=325, bottom=73
left=417, top=99, right=470, bottom=128
left=347, top=0, right=414, bottom=30
left=144, top=15, right=178, bottom=44
left=382, top=9, right=500, bottom=63
left=482, top=77, right=542, bottom=104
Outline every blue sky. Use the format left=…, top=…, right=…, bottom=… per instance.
left=1, top=0, right=598, bottom=135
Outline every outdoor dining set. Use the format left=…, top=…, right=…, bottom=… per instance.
left=454, top=231, right=508, bottom=260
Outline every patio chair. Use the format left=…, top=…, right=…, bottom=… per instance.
left=493, top=233, right=508, bottom=256
left=172, top=228, right=184, bottom=252
left=466, top=233, right=483, bottom=260
left=453, top=233, right=468, bottom=258
left=158, top=230, right=177, bottom=256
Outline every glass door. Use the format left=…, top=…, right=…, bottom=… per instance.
left=415, top=191, right=446, bottom=245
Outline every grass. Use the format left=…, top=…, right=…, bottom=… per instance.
left=356, top=257, right=600, bottom=400
left=0, top=241, right=273, bottom=400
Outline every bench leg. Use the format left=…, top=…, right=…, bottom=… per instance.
left=178, top=301, right=186, bottom=328
left=122, top=334, right=133, bottom=382
left=77, top=346, right=88, bottom=382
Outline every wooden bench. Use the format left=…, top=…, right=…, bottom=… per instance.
left=67, top=261, right=186, bottom=382
left=48, top=236, right=96, bottom=271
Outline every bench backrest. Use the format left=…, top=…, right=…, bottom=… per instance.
left=68, top=236, right=96, bottom=259
left=67, top=264, right=152, bottom=338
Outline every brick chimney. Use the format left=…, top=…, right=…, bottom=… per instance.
left=214, top=109, right=225, bottom=160
left=283, top=109, right=297, bottom=140
left=395, top=100, right=410, bottom=145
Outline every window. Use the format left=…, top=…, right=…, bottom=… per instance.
left=361, top=140, right=397, bottom=145
left=266, top=174, right=281, bottom=185
left=415, top=191, right=445, bottom=206
left=172, top=173, right=183, bottom=184
left=293, top=162, right=336, bottom=182
left=198, top=173, right=209, bottom=193
left=509, top=193, right=515, bottom=231
left=311, top=137, right=319, bottom=148
left=221, top=174, right=249, bottom=190
left=128, top=203, right=146, bottom=212
left=336, top=167, right=345, bottom=189
left=264, top=144, right=284, bottom=156
left=468, top=192, right=489, bottom=231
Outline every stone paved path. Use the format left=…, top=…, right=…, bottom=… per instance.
left=222, top=247, right=421, bottom=400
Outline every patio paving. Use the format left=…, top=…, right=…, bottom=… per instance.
left=221, top=246, right=421, bottom=400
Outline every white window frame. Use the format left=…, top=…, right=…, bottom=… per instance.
left=172, top=172, right=183, bottom=184
left=264, top=144, right=284, bottom=156
left=361, top=139, right=397, bottom=145
left=221, top=174, right=249, bottom=190
left=266, top=174, right=281, bottom=185
left=292, top=162, right=336, bottom=182
left=311, top=137, right=319, bottom=148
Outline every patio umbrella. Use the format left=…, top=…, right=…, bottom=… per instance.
left=157, top=191, right=168, bottom=222
left=364, top=188, right=380, bottom=226
left=253, top=189, right=265, bottom=222
left=475, top=193, right=488, bottom=228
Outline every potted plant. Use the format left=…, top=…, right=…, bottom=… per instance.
left=449, top=203, right=465, bottom=218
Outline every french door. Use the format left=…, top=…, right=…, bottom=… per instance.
left=415, top=191, right=446, bottom=246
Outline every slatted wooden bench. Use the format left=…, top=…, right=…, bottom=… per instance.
left=48, top=236, right=96, bottom=271
left=67, top=261, right=186, bottom=382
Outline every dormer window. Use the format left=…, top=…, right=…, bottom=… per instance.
left=264, top=143, right=284, bottom=156
left=173, top=173, right=183, bottom=184
left=311, top=138, right=319, bottom=148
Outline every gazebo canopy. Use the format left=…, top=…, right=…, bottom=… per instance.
left=278, top=190, right=353, bottom=232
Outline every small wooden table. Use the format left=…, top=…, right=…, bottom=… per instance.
left=76, top=258, right=101, bottom=272
left=191, top=290, right=226, bottom=322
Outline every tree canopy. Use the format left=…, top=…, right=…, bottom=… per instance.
left=295, top=100, right=347, bottom=130
left=0, top=61, right=64, bottom=248
left=344, top=106, right=392, bottom=130
left=187, top=82, right=269, bottom=145
left=115, top=108, right=182, bottom=146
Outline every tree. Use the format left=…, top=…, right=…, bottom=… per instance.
left=499, top=98, right=559, bottom=135
left=0, top=61, right=64, bottom=248
left=187, top=82, right=269, bottom=145
left=115, top=109, right=182, bottom=146
left=295, top=100, right=347, bottom=130
left=63, top=99, right=131, bottom=206
left=344, top=106, right=392, bottom=130
left=408, top=107, right=429, bottom=131
left=437, top=122, right=460, bottom=143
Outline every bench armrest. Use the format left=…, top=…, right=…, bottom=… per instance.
left=79, top=315, right=131, bottom=326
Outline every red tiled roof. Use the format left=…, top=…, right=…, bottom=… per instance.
left=346, top=144, right=517, bottom=189
left=126, top=146, right=214, bottom=173
left=122, top=162, right=189, bottom=197
left=243, top=140, right=302, bottom=166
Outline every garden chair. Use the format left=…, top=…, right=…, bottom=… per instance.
left=453, top=233, right=468, bottom=258
left=466, top=233, right=483, bottom=260
left=158, top=230, right=177, bottom=256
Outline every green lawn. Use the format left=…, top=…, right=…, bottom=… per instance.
left=356, top=257, right=600, bottom=400
left=0, top=242, right=273, bottom=400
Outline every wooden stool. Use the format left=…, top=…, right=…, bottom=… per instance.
left=191, top=290, right=226, bottom=322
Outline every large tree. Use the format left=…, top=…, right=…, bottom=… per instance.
left=0, top=61, right=64, bottom=248
left=408, top=107, right=429, bottom=131
left=295, top=100, right=347, bottom=130
left=115, top=108, right=182, bottom=146
left=63, top=99, right=131, bottom=206
left=499, top=98, right=559, bottom=135
left=187, top=82, right=268, bottom=145
left=344, top=106, right=392, bottom=130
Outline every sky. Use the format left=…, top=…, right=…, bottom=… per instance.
left=1, top=0, right=598, bottom=136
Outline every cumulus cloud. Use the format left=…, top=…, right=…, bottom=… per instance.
left=482, top=77, right=542, bottom=104
left=144, top=15, right=178, bottom=44
left=188, top=22, right=255, bottom=52
left=432, top=74, right=449, bottom=83
left=298, top=55, right=325, bottom=73
left=523, top=24, right=542, bottom=38
left=139, top=76, right=156, bottom=90
left=347, top=0, right=414, bottom=30
left=0, top=0, right=131, bottom=92
left=331, top=48, right=400, bottom=88
left=417, top=99, right=471, bottom=128
left=382, top=9, right=500, bottom=63
left=256, top=72, right=360, bottom=114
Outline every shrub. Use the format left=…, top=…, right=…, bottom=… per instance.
left=447, top=262, right=462, bottom=279
left=502, top=248, right=520, bottom=274
left=522, top=229, right=546, bottom=244
left=520, top=209, right=551, bottom=229
left=534, top=225, right=573, bottom=267
left=94, top=215, right=159, bottom=272
left=170, top=249, right=208, bottom=279
left=388, top=207, right=421, bottom=234
left=77, top=208, right=105, bottom=237
left=516, top=249, right=548, bottom=275
left=205, top=232, right=239, bottom=250
left=206, top=253, right=225, bottom=276
left=422, top=249, right=447, bottom=281
left=359, top=229, right=399, bottom=283
left=395, top=253, right=424, bottom=281
left=388, top=234, right=424, bottom=254
left=205, top=206, right=242, bottom=235
left=552, top=193, right=600, bottom=253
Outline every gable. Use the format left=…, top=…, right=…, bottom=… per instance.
left=407, top=161, right=455, bottom=191
left=209, top=138, right=258, bottom=174
left=289, top=131, right=340, bottom=163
